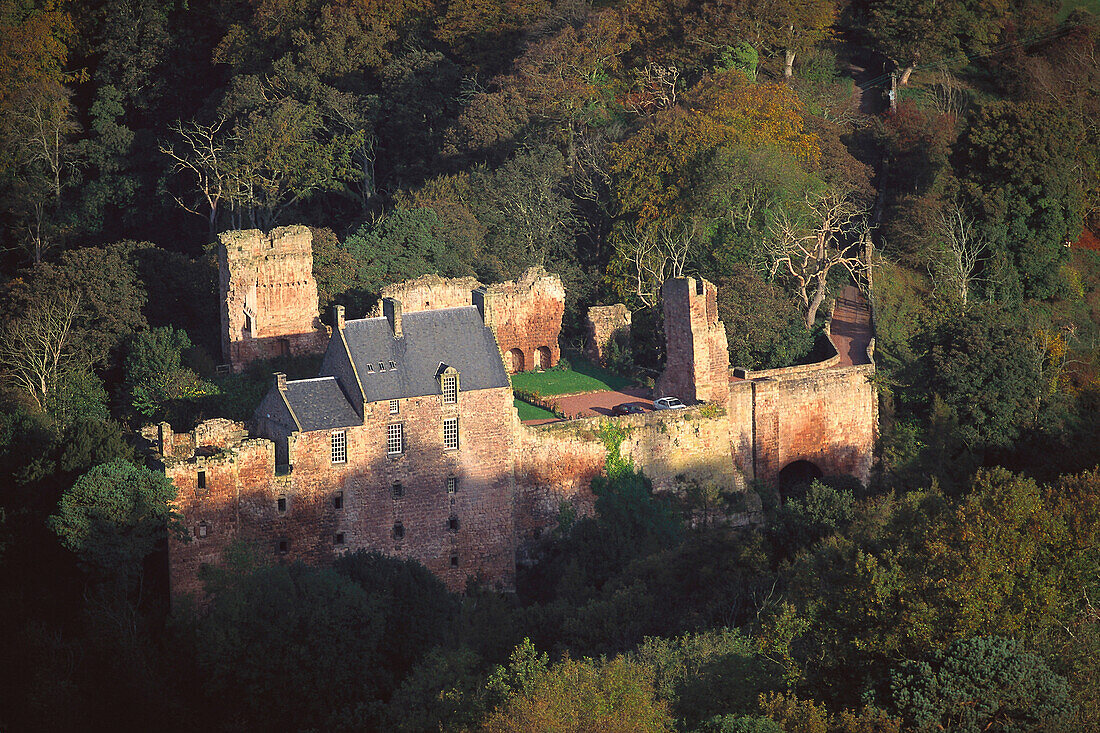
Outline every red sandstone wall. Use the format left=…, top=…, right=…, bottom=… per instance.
left=166, top=386, right=517, bottom=599
left=374, top=274, right=480, bottom=314
left=657, top=278, right=730, bottom=403
left=745, top=364, right=877, bottom=485
left=219, top=226, right=329, bottom=372
left=482, top=268, right=565, bottom=372
left=584, top=304, right=631, bottom=366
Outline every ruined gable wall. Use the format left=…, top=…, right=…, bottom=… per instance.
left=584, top=304, right=631, bottom=366
left=219, top=226, right=329, bottom=372
left=373, top=274, right=482, bottom=315
left=481, top=268, right=565, bottom=372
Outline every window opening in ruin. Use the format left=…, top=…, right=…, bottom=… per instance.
left=448, top=515, right=459, bottom=532
left=450, top=555, right=459, bottom=568
left=196, top=522, right=208, bottom=538
left=447, top=476, right=457, bottom=494
left=331, top=430, right=347, bottom=463
left=278, top=539, right=289, bottom=554
left=392, top=482, right=403, bottom=499
left=443, top=417, right=459, bottom=450
left=389, top=399, right=399, bottom=414
left=387, top=423, right=404, bottom=455
left=277, top=497, right=287, bottom=513
left=334, top=532, right=345, bottom=545
left=393, top=522, right=405, bottom=540
left=197, top=470, right=206, bottom=491
left=442, top=373, right=458, bottom=404
left=333, top=491, right=343, bottom=510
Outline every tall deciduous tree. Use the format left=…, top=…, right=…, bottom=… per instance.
left=0, top=291, right=80, bottom=413
left=867, top=0, right=961, bottom=84
left=764, top=187, right=870, bottom=328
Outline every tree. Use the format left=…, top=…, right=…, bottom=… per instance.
left=928, top=201, right=992, bottom=306
left=620, top=217, right=696, bottom=308
left=917, top=305, right=1043, bottom=450
left=123, top=326, right=214, bottom=419
left=479, top=651, right=675, bottom=732
left=160, top=118, right=236, bottom=236
left=0, top=291, right=79, bottom=413
left=764, top=187, right=870, bottom=329
left=49, top=459, right=183, bottom=584
left=715, top=265, right=814, bottom=370
left=866, top=0, right=962, bottom=85
left=891, top=636, right=1074, bottom=732
left=755, top=0, right=838, bottom=79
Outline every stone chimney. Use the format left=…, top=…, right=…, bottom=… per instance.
left=274, top=372, right=287, bottom=391
left=332, top=304, right=345, bottom=331
left=472, top=288, right=496, bottom=328
left=383, top=297, right=403, bottom=338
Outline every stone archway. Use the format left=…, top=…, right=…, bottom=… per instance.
left=534, top=345, right=552, bottom=370
left=505, top=348, right=525, bottom=373
left=776, top=460, right=823, bottom=497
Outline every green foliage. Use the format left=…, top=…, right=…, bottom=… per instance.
left=958, top=101, right=1084, bottom=299
left=914, top=304, right=1043, bottom=450
left=514, top=398, right=558, bottom=421
left=716, top=265, right=815, bottom=370
left=771, top=480, right=856, bottom=555
left=715, top=43, right=758, bottom=80
left=49, top=459, right=182, bottom=582
left=633, top=629, right=782, bottom=727
left=891, top=636, right=1074, bottom=732
left=124, top=326, right=214, bottom=419
left=480, top=647, right=674, bottom=732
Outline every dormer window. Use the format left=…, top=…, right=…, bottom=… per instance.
left=366, top=363, right=374, bottom=373
left=442, top=370, right=458, bottom=405
left=389, top=361, right=397, bottom=370
left=378, top=362, right=385, bottom=372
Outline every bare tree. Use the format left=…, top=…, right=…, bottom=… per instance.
left=765, top=188, right=869, bottom=329
left=622, top=218, right=696, bottom=307
left=928, top=202, right=991, bottom=306
left=160, top=119, right=238, bottom=236
left=0, top=293, right=81, bottom=413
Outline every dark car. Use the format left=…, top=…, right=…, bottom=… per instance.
left=612, top=402, right=646, bottom=416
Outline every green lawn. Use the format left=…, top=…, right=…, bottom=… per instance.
left=1060, top=0, right=1100, bottom=19
left=509, top=356, right=634, bottom=396
left=514, top=399, right=558, bottom=421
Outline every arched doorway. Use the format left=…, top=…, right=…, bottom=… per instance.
left=505, top=348, right=525, bottom=373
left=534, top=345, right=552, bottom=369
left=776, top=460, right=823, bottom=498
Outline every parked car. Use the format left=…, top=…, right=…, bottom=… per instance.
left=612, top=402, right=646, bottom=416
left=653, top=396, right=686, bottom=410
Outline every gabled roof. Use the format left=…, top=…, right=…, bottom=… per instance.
left=339, top=306, right=509, bottom=402
left=281, top=377, right=361, bottom=432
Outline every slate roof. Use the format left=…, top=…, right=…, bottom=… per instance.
left=340, top=306, right=509, bottom=402
left=281, top=376, right=361, bottom=432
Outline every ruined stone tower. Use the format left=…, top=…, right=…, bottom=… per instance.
left=218, top=226, right=330, bottom=372
left=657, top=277, right=730, bottom=403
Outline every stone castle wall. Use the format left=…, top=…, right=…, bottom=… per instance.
left=584, top=304, right=631, bottom=366
left=657, top=278, right=730, bottom=404
left=219, top=226, right=329, bottom=372
left=374, top=274, right=482, bottom=314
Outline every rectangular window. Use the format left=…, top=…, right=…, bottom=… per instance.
left=331, top=430, right=347, bottom=463
left=442, top=374, right=458, bottom=404
left=334, top=532, right=345, bottom=545
left=392, top=482, right=403, bottom=499
left=446, top=476, right=457, bottom=494
left=277, top=497, right=287, bottom=513
left=387, top=423, right=404, bottom=455
left=450, top=555, right=459, bottom=568
left=197, top=470, right=206, bottom=491
left=448, top=515, right=459, bottom=532
left=443, top=417, right=459, bottom=451
left=333, top=491, right=343, bottom=510
left=278, top=539, right=289, bottom=554
left=393, top=522, right=405, bottom=540
left=389, top=399, right=399, bottom=415
left=196, top=522, right=208, bottom=538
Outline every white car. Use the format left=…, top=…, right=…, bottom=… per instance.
left=653, top=396, right=686, bottom=410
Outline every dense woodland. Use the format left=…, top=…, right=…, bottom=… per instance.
left=2, top=0, right=1100, bottom=730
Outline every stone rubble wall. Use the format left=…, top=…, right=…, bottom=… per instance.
left=584, top=304, right=631, bottom=366
left=218, top=226, right=329, bottom=372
